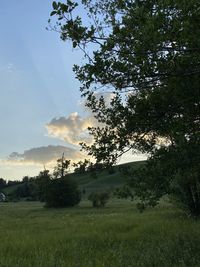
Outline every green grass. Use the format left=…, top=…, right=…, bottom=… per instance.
left=1, top=199, right=200, bottom=267
left=1, top=161, right=200, bottom=266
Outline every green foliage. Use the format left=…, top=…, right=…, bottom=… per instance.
left=0, top=178, right=6, bottom=190
left=88, top=192, right=110, bottom=207
left=73, top=160, right=106, bottom=179
left=4, top=161, right=141, bottom=204
left=5, top=178, right=38, bottom=202
left=50, top=0, right=200, bottom=216
left=44, top=177, right=81, bottom=208
left=127, top=143, right=200, bottom=214
left=6, top=180, right=22, bottom=187
left=12, top=182, right=38, bottom=201
left=53, top=154, right=71, bottom=179
left=114, top=185, right=134, bottom=201
left=35, top=170, right=51, bottom=202
left=73, top=159, right=91, bottom=174
left=37, top=156, right=80, bottom=208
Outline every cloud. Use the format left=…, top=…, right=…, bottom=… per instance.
left=4, top=145, right=85, bottom=166
left=0, top=145, right=87, bottom=180
left=46, top=112, right=96, bottom=145
left=46, top=93, right=116, bottom=146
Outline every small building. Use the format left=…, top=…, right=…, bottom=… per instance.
left=0, top=192, right=6, bottom=202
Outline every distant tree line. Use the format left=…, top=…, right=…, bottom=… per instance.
left=1, top=156, right=114, bottom=208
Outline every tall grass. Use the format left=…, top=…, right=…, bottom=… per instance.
left=0, top=200, right=200, bottom=267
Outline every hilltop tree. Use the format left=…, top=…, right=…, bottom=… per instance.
left=73, top=159, right=91, bottom=174
left=49, top=1, right=200, bottom=215
left=53, top=153, right=71, bottom=178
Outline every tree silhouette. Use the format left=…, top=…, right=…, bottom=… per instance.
left=50, top=0, right=200, bottom=215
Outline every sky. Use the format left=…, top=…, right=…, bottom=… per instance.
left=0, top=0, right=146, bottom=180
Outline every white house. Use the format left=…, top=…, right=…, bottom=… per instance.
left=0, top=193, right=6, bottom=202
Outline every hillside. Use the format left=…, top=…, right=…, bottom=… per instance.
left=2, top=161, right=145, bottom=199
left=68, top=160, right=145, bottom=196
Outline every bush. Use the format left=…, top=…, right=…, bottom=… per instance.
left=11, top=182, right=39, bottom=200
left=44, top=177, right=81, bottom=208
left=88, top=192, right=110, bottom=208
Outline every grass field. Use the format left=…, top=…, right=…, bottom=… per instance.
left=1, top=199, right=200, bottom=267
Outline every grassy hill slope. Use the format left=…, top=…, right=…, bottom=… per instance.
left=71, top=160, right=145, bottom=196
left=2, top=161, right=145, bottom=198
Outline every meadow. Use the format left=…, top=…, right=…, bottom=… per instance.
left=1, top=199, right=200, bottom=267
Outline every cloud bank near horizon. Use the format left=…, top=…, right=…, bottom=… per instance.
left=0, top=111, right=96, bottom=179
left=0, top=144, right=87, bottom=180
left=1, top=145, right=85, bottom=167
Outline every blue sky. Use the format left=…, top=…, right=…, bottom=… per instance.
left=0, top=1, right=146, bottom=180
left=0, top=0, right=85, bottom=178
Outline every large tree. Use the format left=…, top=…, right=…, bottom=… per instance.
left=49, top=0, right=200, bottom=215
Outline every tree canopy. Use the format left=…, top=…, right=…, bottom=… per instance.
left=49, top=0, right=200, bottom=215
left=38, top=156, right=81, bottom=208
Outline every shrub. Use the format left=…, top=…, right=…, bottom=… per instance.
left=88, top=192, right=110, bottom=208
left=45, top=177, right=81, bottom=208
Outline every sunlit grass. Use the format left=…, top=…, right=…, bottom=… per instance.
left=0, top=199, right=200, bottom=267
